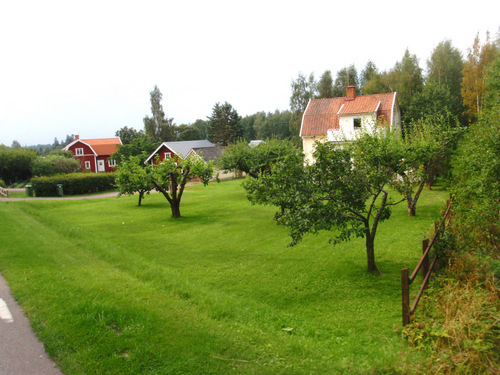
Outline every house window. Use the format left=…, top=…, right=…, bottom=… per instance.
left=85, top=161, right=91, bottom=169
left=353, top=118, right=362, bottom=129
left=108, top=159, right=116, bottom=168
left=76, top=148, right=84, bottom=156
left=164, top=152, right=172, bottom=159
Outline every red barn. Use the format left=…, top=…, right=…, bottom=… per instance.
left=64, top=135, right=122, bottom=172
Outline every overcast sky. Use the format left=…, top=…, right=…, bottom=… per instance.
left=1, top=0, right=499, bottom=146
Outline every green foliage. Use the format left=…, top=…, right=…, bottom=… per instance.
left=144, top=85, right=175, bottom=142
left=332, top=64, right=359, bottom=97
left=452, top=109, right=500, bottom=251
left=402, top=252, right=499, bottom=374
left=0, top=146, right=38, bottom=184
left=245, top=132, right=406, bottom=272
left=115, top=126, right=143, bottom=145
left=218, top=139, right=300, bottom=178
left=148, top=155, right=214, bottom=217
left=115, top=156, right=154, bottom=206
left=206, top=102, right=243, bottom=146
left=405, top=82, right=462, bottom=127
left=31, top=154, right=80, bottom=177
left=174, top=124, right=201, bottom=141
left=461, top=34, right=498, bottom=123
left=111, top=135, right=157, bottom=165
left=0, top=179, right=5, bottom=188
left=316, top=70, right=334, bottom=98
left=31, top=173, right=116, bottom=196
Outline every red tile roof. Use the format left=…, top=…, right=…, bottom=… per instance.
left=81, top=138, right=122, bottom=156
left=300, top=92, right=396, bottom=137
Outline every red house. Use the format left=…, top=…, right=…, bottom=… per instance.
left=144, top=140, right=216, bottom=164
left=64, top=135, right=122, bottom=173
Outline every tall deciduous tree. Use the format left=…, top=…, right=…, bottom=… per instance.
left=333, top=64, right=359, bottom=97
left=392, top=49, right=424, bottom=117
left=461, top=34, right=498, bottom=123
left=115, top=126, right=143, bottom=145
left=144, top=85, right=175, bottom=143
left=426, top=40, right=465, bottom=124
left=360, top=61, right=378, bottom=92
left=316, top=70, right=334, bottom=98
left=206, top=102, right=243, bottom=146
left=289, top=72, right=316, bottom=146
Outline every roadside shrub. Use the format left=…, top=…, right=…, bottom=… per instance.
left=31, top=155, right=80, bottom=177
left=31, top=173, right=116, bottom=196
left=0, top=146, right=37, bottom=184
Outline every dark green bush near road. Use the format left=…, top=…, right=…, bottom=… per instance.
left=31, top=154, right=80, bottom=177
left=31, top=173, right=116, bottom=196
left=0, top=146, right=37, bottom=184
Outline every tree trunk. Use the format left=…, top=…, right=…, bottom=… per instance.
left=365, top=234, right=379, bottom=273
left=407, top=200, right=416, bottom=216
left=138, top=191, right=144, bottom=207
left=171, top=200, right=181, bottom=218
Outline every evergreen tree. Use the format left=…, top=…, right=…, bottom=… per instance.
left=206, top=102, right=243, bottom=146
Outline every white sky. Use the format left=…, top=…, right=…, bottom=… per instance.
left=1, top=0, right=499, bottom=146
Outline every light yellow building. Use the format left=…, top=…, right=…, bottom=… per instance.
left=300, top=86, right=401, bottom=164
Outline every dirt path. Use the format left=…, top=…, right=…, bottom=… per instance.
left=0, top=190, right=119, bottom=201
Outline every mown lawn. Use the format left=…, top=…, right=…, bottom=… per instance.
left=0, top=179, right=448, bottom=374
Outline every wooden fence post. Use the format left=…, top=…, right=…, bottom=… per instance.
left=422, top=239, right=429, bottom=277
left=401, top=268, right=410, bottom=326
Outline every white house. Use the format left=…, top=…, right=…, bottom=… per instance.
left=300, top=86, right=401, bottom=163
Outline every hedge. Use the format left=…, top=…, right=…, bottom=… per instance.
left=31, top=173, right=116, bottom=197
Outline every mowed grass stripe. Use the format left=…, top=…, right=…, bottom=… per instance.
left=0, top=179, right=447, bottom=374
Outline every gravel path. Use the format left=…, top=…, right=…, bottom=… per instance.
left=0, top=189, right=119, bottom=201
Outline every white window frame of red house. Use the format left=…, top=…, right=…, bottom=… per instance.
left=164, top=152, right=171, bottom=159
left=76, top=148, right=84, bottom=156
left=108, top=159, right=116, bottom=168
left=85, top=161, right=91, bottom=169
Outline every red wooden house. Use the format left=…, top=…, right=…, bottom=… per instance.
left=144, top=140, right=216, bottom=164
left=64, top=135, right=122, bottom=172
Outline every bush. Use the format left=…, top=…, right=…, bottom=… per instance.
left=0, top=179, right=5, bottom=188
left=0, top=146, right=37, bottom=184
left=31, top=173, right=116, bottom=196
left=31, top=155, right=80, bottom=177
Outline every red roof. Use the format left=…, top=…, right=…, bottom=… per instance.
left=64, top=137, right=122, bottom=156
left=81, top=138, right=121, bottom=156
left=300, top=92, right=397, bottom=137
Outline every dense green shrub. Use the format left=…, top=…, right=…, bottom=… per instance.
left=0, top=146, right=37, bottom=184
left=31, top=173, right=116, bottom=196
left=0, top=179, right=5, bottom=188
left=31, top=154, right=80, bottom=176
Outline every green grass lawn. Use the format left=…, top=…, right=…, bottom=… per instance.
left=0, top=179, right=448, bottom=374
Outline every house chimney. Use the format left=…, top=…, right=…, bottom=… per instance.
left=75, top=134, right=79, bottom=140
left=346, top=86, right=356, bottom=100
